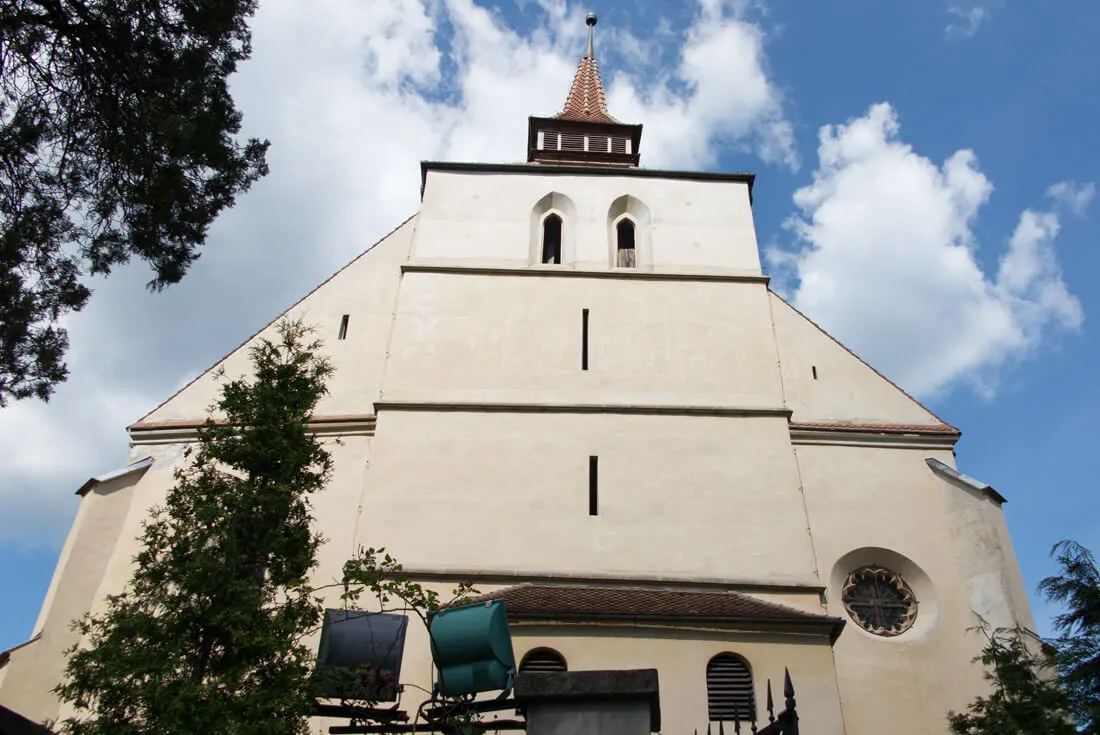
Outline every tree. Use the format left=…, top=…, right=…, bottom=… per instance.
left=56, top=320, right=332, bottom=735
left=948, top=621, right=1077, bottom=735
left=55, top=320, right=478, bottom=734
left=0, top=0, right=269, bottom=405
left=1039, top=540, right=1100, bottom=733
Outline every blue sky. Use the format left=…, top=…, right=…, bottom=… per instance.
left=1, top=0, right=1098, bottom=653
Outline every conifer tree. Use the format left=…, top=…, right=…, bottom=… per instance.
left=1039, top=540, right=1100, bottom=733
left=56, top=320, right=332, bottom=735
left=948, top=622, right=1077, bottom=735
left=1, top=0, right=268, bottom=405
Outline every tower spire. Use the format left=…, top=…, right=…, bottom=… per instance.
left=525, top=13, right=643, bottom=166
left=557, top=13, right=617, bottom=124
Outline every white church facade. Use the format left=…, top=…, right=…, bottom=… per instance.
left=0, top=16, right=1035, bottom=735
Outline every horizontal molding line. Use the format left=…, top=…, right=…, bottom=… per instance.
left=401, top=263, right=770, bottom=284
left=128, top=414, right=377, bottom=444
left=395, top=567, right=825, bottom=595
left=374, top=400, right=792, bottom=419
left=789, top=428, right=959, bottom=449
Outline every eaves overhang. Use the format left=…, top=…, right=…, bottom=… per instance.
left=75, top=457, right=154, bottom=497
left=926, top=457, right=1007, bottom=504
left=420, top=161, right=755, bottom=203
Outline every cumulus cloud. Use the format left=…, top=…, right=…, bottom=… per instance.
left=609, top=0, right=798, bottom=170
left=770, top=103, right=1084, bottom=398
left=0, top=0, right=796, bottom=545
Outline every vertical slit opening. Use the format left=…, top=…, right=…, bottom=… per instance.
left=338, top=314, right=349, bottom=340
left=582, top=308, right=589, bottom=371
left=588, top=456, right=598, bottom=516
left=812, top=365, right=818, bottom=380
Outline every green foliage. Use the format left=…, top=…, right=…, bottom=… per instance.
left=1039, top=540, right=1100, bottom=733
left=948, top=622, right=1076, bottom=735
left=0, top=0, right=268, bottom=405
left=56, top=320, right=332, bottom=735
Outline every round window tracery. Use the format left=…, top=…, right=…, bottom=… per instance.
left=841, top=566, right=917, bottom=637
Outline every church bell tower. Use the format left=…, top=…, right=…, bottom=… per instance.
left=527, top=13, right=643, bottom=167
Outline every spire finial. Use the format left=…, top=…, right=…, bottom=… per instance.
left=585, top=12, right=597, bottom=59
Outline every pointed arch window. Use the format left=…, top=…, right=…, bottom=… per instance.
left=616, top=218, right=636, bottom=268
left=542, top=214, right=563, bottom=264
left=519, top=648, right=567, bottom=673
left=707, top=653, right=755, bottom=723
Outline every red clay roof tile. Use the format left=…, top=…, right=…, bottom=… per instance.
left=464, top=584, right=840, bottom=628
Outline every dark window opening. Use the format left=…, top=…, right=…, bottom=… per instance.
left=542, top=214, right=562, bottom=264
left=588, top=456, right=598, bottom=516
left=520, top=648, right=568, bottom=673
left=616, top=219, right=636, bottom=268
left=543, top=131, right=561, bottom=150
left=707, top=653, right=756, bottom=722
left=581, top=308, right=589, bottom=371
left=338, top=314, right=350, bottom=340
left=610, top=137, right=628, bottom=154
left=812, top=365, right=818, bottom=380
left=589, top=134, right=609, bottom=153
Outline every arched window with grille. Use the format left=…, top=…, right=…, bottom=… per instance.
left=542, top=214, right=563, bottom=264
left=616, top=218, right=636, bottom=268
left=707, top=653, right=755, bottom=722
left=519, top=648, right=567, bottom=673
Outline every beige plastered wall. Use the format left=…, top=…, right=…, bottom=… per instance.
left=0, top=468, right=147, bottom=723
left=416, top=170, right=761, bottom=275
left=797, top=442, right=1033, bottom=734
left=4, top=167, right=1037, bottom=733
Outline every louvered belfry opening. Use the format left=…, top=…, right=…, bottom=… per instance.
left=519, top=648, right=568, bottom=673
left=707, top=653, right=756, bottom=722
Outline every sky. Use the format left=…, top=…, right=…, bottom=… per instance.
left=1, top=0, right=1098, bottom=653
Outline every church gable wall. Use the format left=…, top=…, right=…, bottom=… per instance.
left=769, top=292, right=945, bottom=426
left=138, top=217, right=416, bottom=424
left=416, top=170, right=761, bottom=275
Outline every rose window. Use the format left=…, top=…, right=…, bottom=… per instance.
left=841, top=566, right=917, bottom=636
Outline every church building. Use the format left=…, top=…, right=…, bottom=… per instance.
left=0, top=15, right=1036, bottom=734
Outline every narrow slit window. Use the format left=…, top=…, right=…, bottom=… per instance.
left=581, top=309, right=589, bottom=371
left=542, top=214, right=562, bottom=264
left=812, top=365, right=818, bottom=380
left=616, top=219, right=636, bottom=268
left=588, top=456, right=598, bottom=516
left=337, top=314, right=350, bottom=340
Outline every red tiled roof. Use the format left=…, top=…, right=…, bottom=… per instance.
left=556, top=57, right=620, bottom=124
left=465, top=584, right=841, bottom=630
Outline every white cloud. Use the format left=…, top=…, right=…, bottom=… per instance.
left=609, top=1, right=798, bottom=170
left=0, top=0, right=796, bottom=544
left=770, top=103, right=1083, bottom=398
left=1047, top=180, right=1096, bottom=216
left=946, top=4, right=992, bottom=39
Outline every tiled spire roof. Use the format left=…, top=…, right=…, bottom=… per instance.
left=555, top=13, right=620, bottom=124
